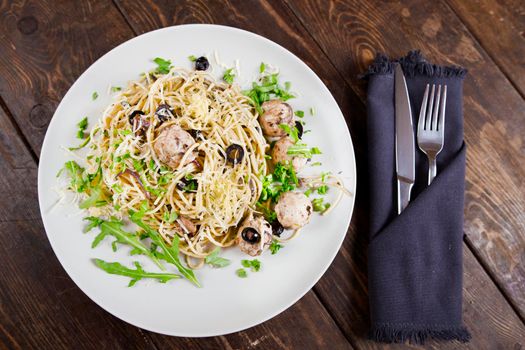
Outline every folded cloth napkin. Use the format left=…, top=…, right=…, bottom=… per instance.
left=363, top=51, right=471, bottom=344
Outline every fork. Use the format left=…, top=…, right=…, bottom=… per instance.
left=417, top=84, right=447, bottom=185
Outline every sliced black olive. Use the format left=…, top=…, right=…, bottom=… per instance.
left=189, top=129, right=203, bottom=140
left=128, top=110, right=145, bottom=125
left=176, top=175, right=198, bottom=192
left=226, top=144, right=244, bottom=165
left=155, top=104, right=174, bottom=122
left=241, top=227, right=261, bottom=244
left=295, top=121, right=303, bottom=139
left=195, top=56, right=209, bottom=71
left=271, top=220, right=284, bottom=237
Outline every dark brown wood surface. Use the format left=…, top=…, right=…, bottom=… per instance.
left=0, top=0, right=524, bottom=349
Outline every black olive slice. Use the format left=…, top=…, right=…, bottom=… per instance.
left=241, top=227, right=261, bottom=244
left=195, top=56, right=209, bottom=71
left=129, top=110, right=145, bottom=125
left=271, top=220, right=284, bottom=237
left=226, top=144, right=244, bottom=165
left=189, top=129, right=203, bottom=140
left=295, top=121, right=304, bottom=139
left=155, top=104, right=174, bottom=122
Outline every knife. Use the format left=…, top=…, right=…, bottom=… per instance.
left=394, top=64, right=415, bottom=214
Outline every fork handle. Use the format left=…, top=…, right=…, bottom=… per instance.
left=428, top=156, right=437, bottom=185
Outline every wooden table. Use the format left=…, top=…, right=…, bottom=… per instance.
left=1, top=1, right=524, bottom=348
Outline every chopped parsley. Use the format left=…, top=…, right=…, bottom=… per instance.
left=153, top=57, right=172, bottom=74
left=111, top=86, right=122, bottom=92
left=205, top=247, right=231, bottom=268
left=270, top=240, right=283, bottom=255
left=188, top=55, right=197, bottom=62
left=76, top=117, right=89, bottom=139
left=259, top=62, right=266, bottom=73
left=241, top=259, right=261, bottom=272
left=223, top=68, right=235, bottom=84
left=312, top=198, right=331, bottom=213
left=236, top=268, right=248, bottom=278
left=317, top=185, right=328, bottom=195
left=279, top=124, right=299, bottom=143
left=310, top=162, right=322, bottom=167
left=304, top=188, right=313, bottom=197
left=284, top=81, right=291, bottom=90
left=258, top=163, right=298, bottom=204
left=92, top=92, right=98, bottom=100
left=162, top=210, right=178, bottom=223
left=244, top=68, right=295, bottom=114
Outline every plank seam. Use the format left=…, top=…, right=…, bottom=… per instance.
left=0, top=96, right=39, bottom=164
left=280, top=0, right=525, bottom=336
left=112, top=0, right=140, bottom=36
left=442, top=0, right=525, bottom=101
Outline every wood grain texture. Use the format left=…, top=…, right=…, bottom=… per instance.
left=285, top=0, right=525, bottom=321
left=446, top=0, right=525, bottom=97
left=116, top=0, right=525, bottom=348
left=0, top=1, right=352, bottom=349
left=0, top=105, right=156, bottom=350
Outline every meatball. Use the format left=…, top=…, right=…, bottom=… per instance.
left=153, top=125, right=196, bottom=170
left=271, top=137, right=308, bottom=172
left=259, top=99, right=294, bottom=137
left=236, top=215, right=272, bottom=256
left=275, top=192, right=312, bottom=230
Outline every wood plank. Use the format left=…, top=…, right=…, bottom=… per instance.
left=0, top=106, right=156, bottom=349
left=115, top=0, right=525, bottom=348
left=284, top=0, right=525, bottom=321
left=0, top=0, right=133, bottom=155
left=445, top=0, right=525, bottom=97
left=0, top=1, right=353, bottom=347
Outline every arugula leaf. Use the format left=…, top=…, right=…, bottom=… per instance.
left=241, top=259, right=261, bottom=272
left=223, top=68, right=235, bottom=84
left=92, top=92, right=98, bottom=100
left=312, top=198, right=331, bottom=213
left=294, top=110, right=304, bottom=118
left=287, top=143, right=322, bottom=158
left=236, top=268, right=248, bottom=278
left=279, top=124, right=299, bottom=143
left=153, top=57, right=172, bottom=74
left=270, top=240, right=283, bottom=255
left=61, top=161, right=88, bottom=192
left=258, top=163, right=298, bottom=204
left=244, top=71, right=295, bottom=113
left=84, top=217, right=164, bottom=270
left=69, top=136, right=91, bottom=151
left=94, top=259, right=180, bottom=287
left=205, top=247, right=231, bottom=268
left=76, top=117, right=89, bottom=139
left=129, top=210, right=201, bottom=287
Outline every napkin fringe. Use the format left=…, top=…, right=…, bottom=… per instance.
left=360, top=50, right=467, bottom=79
left=369, top=324, right=471, bottom=344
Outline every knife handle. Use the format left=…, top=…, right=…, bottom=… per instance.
left=397, top=178, right=413, bottom=214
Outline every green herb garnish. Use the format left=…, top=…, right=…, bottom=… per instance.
left=92, top=92, right=98, bottom=100
left=259, top=62, right=266, bottom=73
left=241, top=259, right=261, bottom=272
left=310, top=107, right=315, bottom=116
left=205, top=247, right=231, bottom=268
left=162, top=210, right=178, bottom=223
left=312, top=198, right=331, bottom=213
left=269, top=240, right=283, bottom=255
left=153, top=57, right=172, bottom=74
left=111, top=86, right=122, bottom=92
left=258, top=163, right=298, bottom=204
left=94, top=259, right=180, bottom=287
left=236, top=268, right=248, bottom=278
left=244, top=69, right=295, bottom=114
left=287, top=144, right=322, bottom=158
left=76, top=117, right=89, bottom=139
left=223, top=68, right=235, bottom=84
left=294, top=110, right=304, bottom=118
left=317, top=185, right=328, bottom=195
left=279, top=124, right=299, bottom=143
left=188, top=55, right=197, bottom=62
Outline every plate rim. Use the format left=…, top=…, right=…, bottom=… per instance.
left=37, top=23, right=356, bottom=337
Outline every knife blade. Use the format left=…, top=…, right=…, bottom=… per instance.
left=394, top=64, right=415, bottom=214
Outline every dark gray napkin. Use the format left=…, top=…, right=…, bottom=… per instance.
left=363, top=51, right=471, bottom=344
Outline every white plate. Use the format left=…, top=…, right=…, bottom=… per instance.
left=38, top=24, right=356, bottom=337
